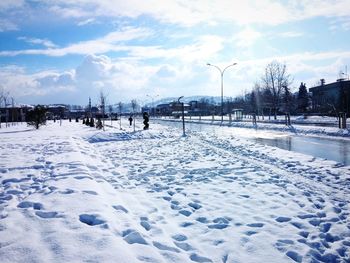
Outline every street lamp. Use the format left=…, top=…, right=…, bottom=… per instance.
left=207, top=62, right=237, bottom=123
left=178, top=96, right=186, bottom=137
left=146, top=94, right=159, bottom=117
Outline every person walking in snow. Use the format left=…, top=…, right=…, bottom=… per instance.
left=128, top=115, right=133, bottom=126
left=143, top=112, right=149, bottom=130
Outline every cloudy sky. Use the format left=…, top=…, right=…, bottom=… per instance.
left=1, top=0, right=350, bottom=106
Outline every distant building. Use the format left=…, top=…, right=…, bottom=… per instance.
left=69, top=109, right=86, bottom=119
left=46, top=105, right=68, bottom=119
left=0, top=105, right=33, bottom=123
left=156, top=103, right=172, bottom=116
left=169, top=102, right=190, bottom=117
left=309, top=79, right=350, bottom=115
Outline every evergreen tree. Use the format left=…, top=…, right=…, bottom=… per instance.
left=282, top=86, right=293, bottom=113
left=26, top=105, right=47, bottom=129
left=297, top=82, right=309, bottom=112
left=250, top=91, right=258, bottom=114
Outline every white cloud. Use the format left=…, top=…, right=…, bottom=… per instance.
left=1, top=0, right=350, bottom=34
left=126, top=35, right=225, bottom=63
left=49, top=5, right=92, bottom=19
left=0, top=0, right=24, bottom=11
left=0, top=30, right=224, bottom=67
left=0, top=19, right=18, bottom=32
left=18, top=37, right=58, bottom=48
left=279, top=31, right=304, bottom=38
left=2, top=50, right=350, bottom=105
left=32, top=0, right=349, bottom=27
left=329, top=16, right=350, bottom=31
left=77, top=18, right=97, bottom=26
left=234, top=28, right=262, bottom=48
left=0, top=26, right=153, bottom=57
left=156, top=65, right=177, bottom=78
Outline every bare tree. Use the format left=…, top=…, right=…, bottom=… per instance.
left=131, top=99, right=138, bottom=112
left=261, top=61, right=292, bottom=119
left=0, top=89, right=10, bottom=127
left=108, top=104, right=113, bottom=125
left=108, top=105, right=113, bottom=115
left=117, top=102, right=123, bottom=129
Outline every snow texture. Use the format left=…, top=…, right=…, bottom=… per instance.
left=0, top=119, right=349, bottom=263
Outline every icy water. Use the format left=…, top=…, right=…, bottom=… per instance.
left=157, top=119, right=350, bottom=166
left=253, top=136, right=350, bottom=166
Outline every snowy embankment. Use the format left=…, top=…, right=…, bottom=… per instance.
left=0, top=121, right=349, bottom=263
left=170, top=115, right=350, bottom=138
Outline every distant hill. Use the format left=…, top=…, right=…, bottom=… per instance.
left=147, top=95, right=231, bottom=107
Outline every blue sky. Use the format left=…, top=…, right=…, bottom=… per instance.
left=1, top=0, right=350, bottom=106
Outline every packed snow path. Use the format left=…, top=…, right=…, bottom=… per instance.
left=0, top=121, right=349, bottom=263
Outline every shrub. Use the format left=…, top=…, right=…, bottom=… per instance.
left=26, top=105, right=47, bottom=129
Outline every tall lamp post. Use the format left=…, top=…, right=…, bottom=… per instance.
left=207, top=62, right=237, bottom=123
left=178, top=96, right=185, bottom=137
left=146, top=94, right=159, bottom=117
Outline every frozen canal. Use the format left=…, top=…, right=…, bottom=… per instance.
left=156, top=119, right=350, bottom=166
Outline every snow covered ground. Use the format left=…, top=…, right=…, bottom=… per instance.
left=0, top=120, right=349, bottom=263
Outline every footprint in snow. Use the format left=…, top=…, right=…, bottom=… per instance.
left=298, top=231, right=309, bottom=238
left=196, top=217, right=210, bottom=224
left=82, top=190, right=98, bottom=195
left=320, top=223, right=332, bottom=233
left=2, top=177, right=30, bottom=185
left=190, top=253, right=212, bottom=263
left=275, top=216, right=291, bottom=223
left=179, top=210, right=192, bottom=217
left=246, top=223, right=264, bottom=228
left=244, top=230, right=258, bottom=236
left=180, top=222, right=194, bottom=228
left=172, top=234, right=187, bottom=242
left=140, top=217, right=152, bottom=231
left=113, top=205, right=128, bottom=213
left=171, top=204, right=181, bottom=210
left=286, top=251, right=303, bottom=263
left=74, top=175, right=92, bottom=180
left=290, top=221, right=305, bottom=229
left=174, top=241, right=193, bottom=251
left=188, top=202, right=202, bottom=210
left=17, top=201, right=44, bottom=210
left=35, top=211, right=61, bottom=219
left=6, top=189, right=23, bottom=195
left=162, top=196, right=172, bottom=201
left=122, top=229, right=148, bottom=245
left=208, top=223, right=229, bottom=229
left=59, top=189, right=75, bottom=194
left=79, top=214, right=106, bottom=226
left=153, top=241, right=180, bottom=253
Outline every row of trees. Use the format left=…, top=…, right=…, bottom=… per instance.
left=192, top=61, right=309, bottom=119
left=226, top=61, right=309, bottom=119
